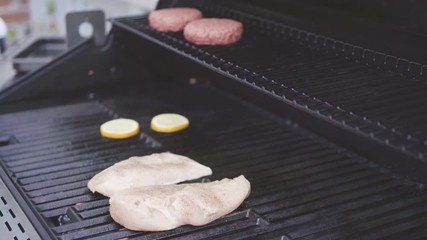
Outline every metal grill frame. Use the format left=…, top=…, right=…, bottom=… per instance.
left=1, top=0, right=427, bottom=239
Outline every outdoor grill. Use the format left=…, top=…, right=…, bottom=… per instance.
left=1, top=0, right=427, bottom=239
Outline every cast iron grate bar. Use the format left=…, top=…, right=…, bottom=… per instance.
left=1, top=83, right=427, bottom=239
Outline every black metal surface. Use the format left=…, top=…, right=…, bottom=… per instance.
left=66, top=10, right=106, bottom=48
left=0, top=36, right=122, bottom=103
left=14, top=38, right=65, bottom=59
left=227, top=0, right=427, bottom=64
left=112, top=1, right=427, bottom=170
left=1, top=1, right=427, bottom=239
left=1, top=81, right=427, bottom=239
left=12, top=38, right=66, bottom=74
left=0, top=165, right=43, bottom=240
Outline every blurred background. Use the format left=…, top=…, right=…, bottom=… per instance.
left=0, top=0, right=158, bottom=88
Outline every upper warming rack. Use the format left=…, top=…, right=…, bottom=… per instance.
left=113, top=2, right=427, bottom=161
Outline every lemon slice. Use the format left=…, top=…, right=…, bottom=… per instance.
left=100, top=118, right=140, bottom=139
left=151, top=113, right=189, bottom=133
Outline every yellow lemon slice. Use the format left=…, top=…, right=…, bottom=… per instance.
left=100, top=118, right=140, bottom=139
left=151, top=113, right=189, bottom=133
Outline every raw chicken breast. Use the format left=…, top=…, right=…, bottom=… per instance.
left=88, top=152, right=212, bottom=197
left=109, top=175, right=251, bottom=231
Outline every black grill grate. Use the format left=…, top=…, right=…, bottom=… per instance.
left=113, top=3, right=427, bottom=161
left=1, top=84, right=427, bottom=239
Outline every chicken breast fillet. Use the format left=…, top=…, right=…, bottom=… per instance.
left=88, top=152, right=212, bottom=197
left=109, top=175, right=251, bottom=231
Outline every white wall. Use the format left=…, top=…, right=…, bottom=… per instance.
left=29, top=0, right=158, bottom=36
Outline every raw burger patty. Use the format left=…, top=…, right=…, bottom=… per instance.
left=87, top=152, right=212, bottom=197
left=110, top=175, right=251, bottom=231
left=184, top=18, right=243, bottom=45
left=149, top=8, right=203, bottom=32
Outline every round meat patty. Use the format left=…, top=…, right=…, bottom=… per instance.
left=184, top=18, right=243, bottom=45
left=149, top=8, right=203, bottom=32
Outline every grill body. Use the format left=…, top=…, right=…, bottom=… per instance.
left=1, top=0, right=427, bottom=239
